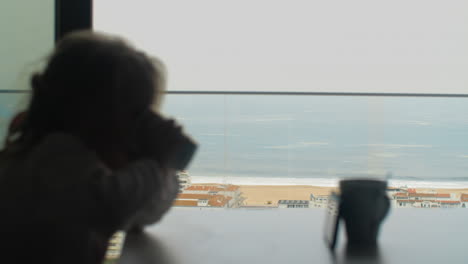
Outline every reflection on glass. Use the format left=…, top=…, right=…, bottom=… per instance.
left=0, top=92, right=27, bottom=146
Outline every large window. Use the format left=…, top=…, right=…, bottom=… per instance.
left=94, top=1, right=468, bottom=210
left=1, top=2, right=465, bottom=262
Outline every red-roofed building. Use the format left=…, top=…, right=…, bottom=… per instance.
left=406, top=192, right=452, bottom=201
left=174, top=193, right=210, bottom=207
left=392, top=192, right=457, bottom=208
left=208, top=195, right=232, bottom=207
left=178, top=193, right=212, bottom=200
left=183, top=184, right=244, bottom=207
left=173, top=200, right=199, bottom=207
left=185, top=184, right=240, bottom=195
left=393, top=193, right=409, bottom=200
left=174, top=193, right=236, bottom=208
left=461, top=194, right=468, bottom=201
left=461, top=194, right=468, bottom=208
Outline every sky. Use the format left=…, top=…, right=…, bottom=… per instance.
left=94, top=0, right=468, bottom=94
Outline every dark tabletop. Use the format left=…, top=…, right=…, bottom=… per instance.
left=119, top=207, right=468, bottom=264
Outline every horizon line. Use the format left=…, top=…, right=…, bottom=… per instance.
left=2, top=89, right=468, bottom=98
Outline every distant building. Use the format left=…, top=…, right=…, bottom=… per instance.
left=412, top=200, right=440, bottom=208
left=439, top=201, right=461, bottom=208
left=177, top=171, right=192, bottom=192
left=386, top=187, right=405, bottom=195
left=420, top=200, right=440, bottom=208
left=176, top=194, right=210, bottom=207
left=174, top=193, right=234, bottom=208
left=198, top=199, right=209, bottom=207
left=105, top=232, right=126, bottom=260
left=395, top=199, right=416, bottom=208
left=393, top=193, right=409, bottom=201
left=209, top=195, right=233, bottom=207
left=184, top=184, right=244, bottom=207
left=278, top=200, right=309, bottom=208
left=184, top=184, right=240, bottom=197
left=310, top=194, right=329, bottom=208
left=408, top=193, right=452, bottom=201
left=461, top=194, right=468, bottom=208
left=173, top=200, right=198, bottom=207
left=391, top=192, right=459, bottom=208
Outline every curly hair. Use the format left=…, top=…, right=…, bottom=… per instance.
left=4, top=31, right=167, bottom=169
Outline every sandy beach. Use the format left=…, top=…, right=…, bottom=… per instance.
left=238, top=185, right=468, bottom=207
left=240, top=185, right=337, bottom=207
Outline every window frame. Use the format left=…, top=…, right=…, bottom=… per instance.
left=55, top=0, right=92, bottom=42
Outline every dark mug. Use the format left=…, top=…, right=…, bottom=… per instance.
left=339, top=179, right=390, bottom=247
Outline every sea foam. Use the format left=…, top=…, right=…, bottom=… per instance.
left=190, top=176, right=468, bottom=189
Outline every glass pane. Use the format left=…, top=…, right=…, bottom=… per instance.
left=0, top=0, right=54, bottom=91
left=0, top=92, right=28, bottom=147
left=163, top=94, right=468, bottom=208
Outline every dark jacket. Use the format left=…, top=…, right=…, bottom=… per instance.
left=0, top=133, right=178, bottom=264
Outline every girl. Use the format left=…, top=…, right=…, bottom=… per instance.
left=0, top=31, right=195, bottom=264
